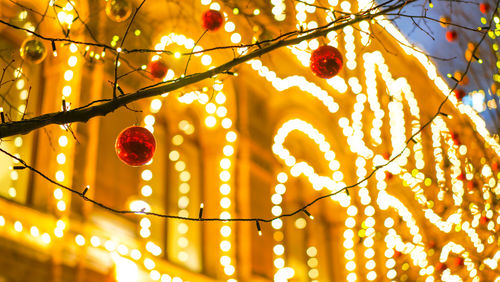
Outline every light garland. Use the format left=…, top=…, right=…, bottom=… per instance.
left=1, top=0, right=500, bottom=281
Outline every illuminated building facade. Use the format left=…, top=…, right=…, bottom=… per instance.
left=0, top=0, right=500, bottom=281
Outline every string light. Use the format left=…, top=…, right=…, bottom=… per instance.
left=1, top=1, right=499, bottom=282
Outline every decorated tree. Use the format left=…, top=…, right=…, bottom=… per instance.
left=0, top=0, right=500, bottom=281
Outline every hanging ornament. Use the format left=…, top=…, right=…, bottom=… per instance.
left=445, top=30, right=457, bottom=42
left=115, top=126, right=156, bottom=166
left=428, top=240, right=436, bottom=249
left=492, top=161, right=499, bottom=171
left=385, top=171, right=393, bottom=180
left=310, top=45, right=343, bottom=79
left=453, top=257, right=464, bottom=267
left=454, top=89, right=466, bottom=100
left=450, top=132, right=460, bottom=146
left=479, top=2, right=491, bottom=13
left=439, top=16, right=450, bottom=28
left=147, top=60, right=168, bottom=80
left=435, top=262, right=447, bottom=272
left=20, top=38, right=47, bottom=64
left=480, top=215, right=489, bottom=224
left=106, top=0, right=132, bottom=22
left=467, top=180, right=477, bottom=190
left=457, top=172, right=466, bottom=181
left=202, top=10, right=224, bottom=31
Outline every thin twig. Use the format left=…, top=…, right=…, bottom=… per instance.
left=184, top=29, right=208, bottom=76
left=113, top=0, right=147, bottom=99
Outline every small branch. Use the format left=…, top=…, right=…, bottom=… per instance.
left=184, top=29, right=208, bottom=76
left=113, top=0, right=147, bottom=99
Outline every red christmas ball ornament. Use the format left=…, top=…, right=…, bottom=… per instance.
left=453, top=257, right=464, bottom=267
left=492, top=161, right=499, bottom=171
left=310, top=46, right=343, bottom=79
left=115, top=126, right=156, bottom=166
left=202, top=10, right=224, bottom=31
left=147, top=60, right=168, bottom=80
left=467, top=180, right=477, bottom=190
left=436, top=262, right=446, bottom=272
left=479, top=2, right=491, bottom=13
left=457, top=172, right=466, bottom=181
left=454, top=89, right=466, bottom=100
left=446, top=30, right=457, bottom=42
left=480, top=216, right=489, bottom=225
left=436, top=262, right=447, bottom=272
left=450, top=132, right=460, bottom=146
left=385, top=171, right=393, bottom=180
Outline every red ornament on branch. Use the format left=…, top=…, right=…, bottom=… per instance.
left=457, top=172, right=466, bottom=181
left=428, top=240, right=436, bottom=248
left=480, top=216, right=489, bottom=225
left=450, top=132, right=460, bottom=146
left=446, top=30, right=457, bottom=42
left=436, top=262, right=447, bottom=272
left=202, top=10, right=224, bottom=31
left=147, top=60, right=168, bottom=80
left=454, top=89, right=466, bottom=100
left=385, top=171, right=393, bottom=180
left=115, top=126, right=156, bottom=166
left=479, top=2, right=491, bottom=13
left=467, top=180, right=477, bottom=190
left=492, top=161, right=499, bottom=171
left=453, top=257, right=464, bottom=267
left=310, top=46, right=343, bottom=79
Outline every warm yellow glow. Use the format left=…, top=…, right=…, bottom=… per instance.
left=75, top=234, right=85, bottom=246
left=113, top=254, right=139, bottom=282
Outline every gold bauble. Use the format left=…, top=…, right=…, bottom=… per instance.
left=105, top=0, right=132, bottom=22
left=439, top=16, right=450, bottom=28
left=20, top=38, right=47, bottom=64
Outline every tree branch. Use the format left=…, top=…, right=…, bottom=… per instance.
left=0, top=0, right=414, bottom=139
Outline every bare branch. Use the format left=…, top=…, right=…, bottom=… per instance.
left=0, top=0, right=414, bottom=138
